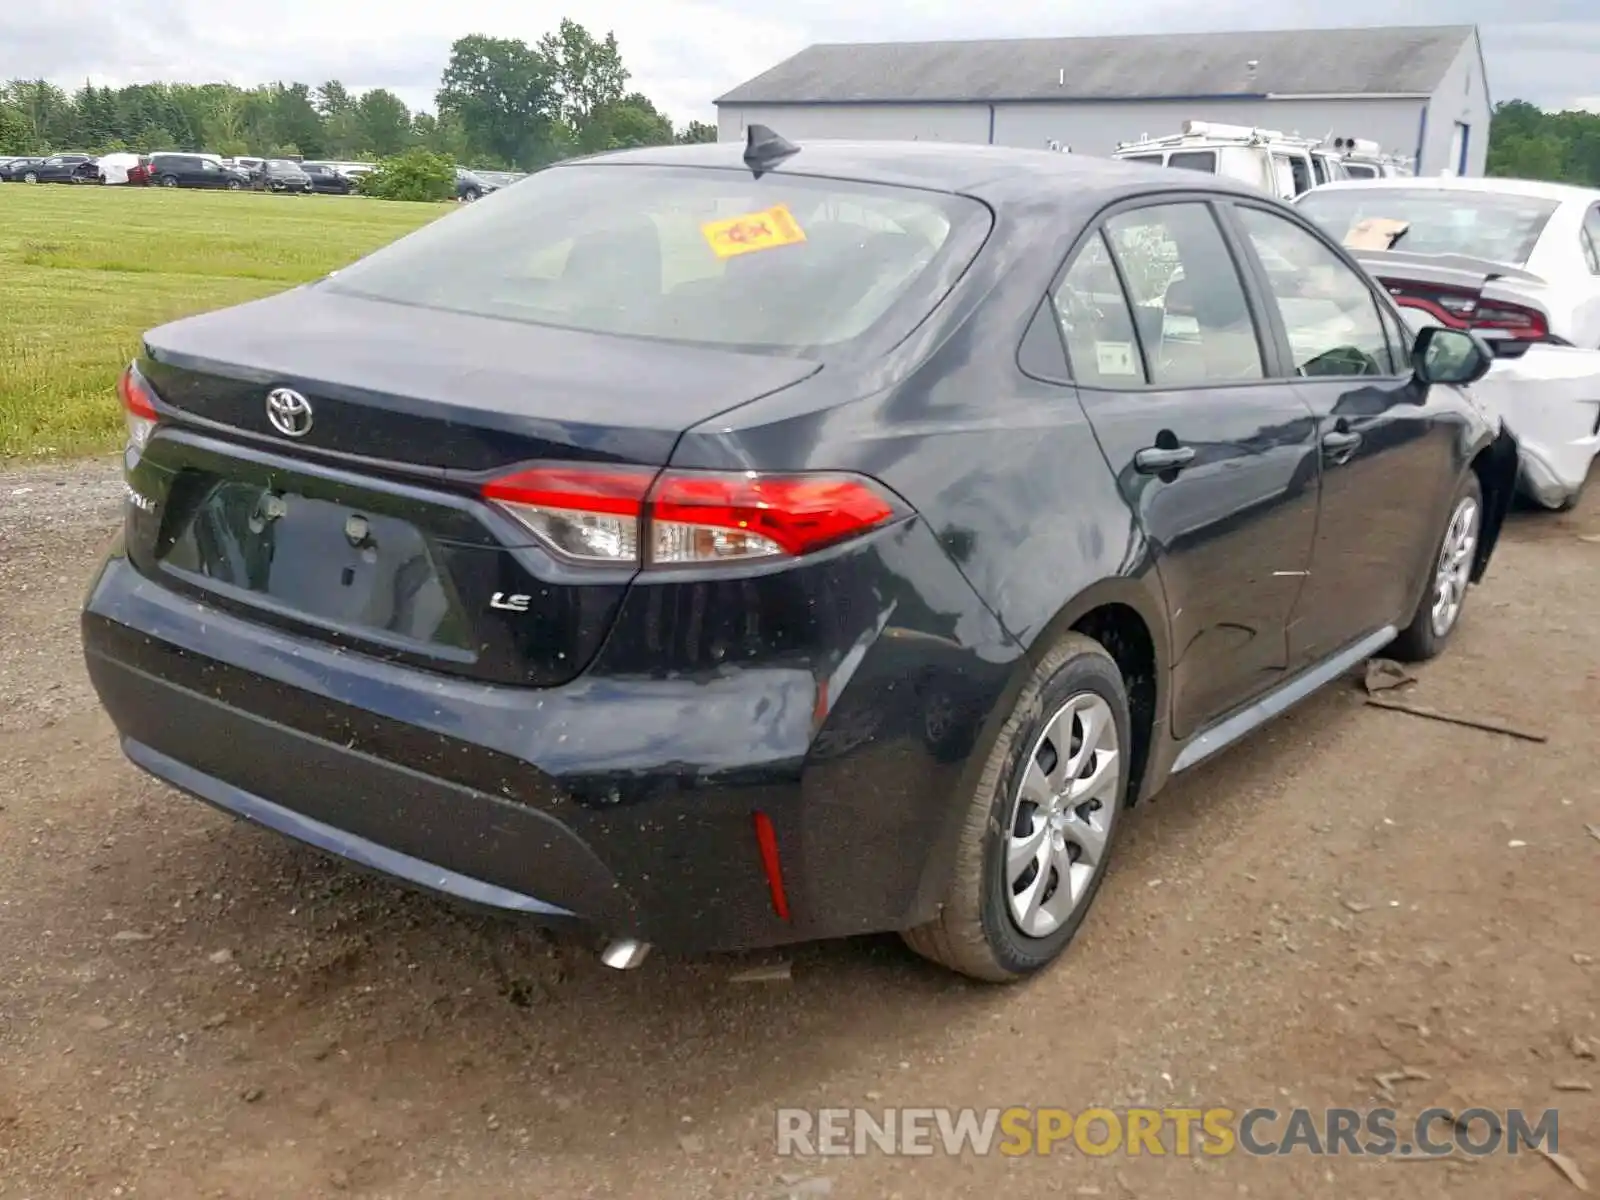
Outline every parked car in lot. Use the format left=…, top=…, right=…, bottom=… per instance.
left=2, top=152, right=95, bottom=183
left=299, top=162, right=357, bottom=194
left=1297, top=176, right=1600, bottom=509
left=0, top=156, right=45, bottom=181
left=85, top=133, right=1518, bottom=983
left=455, top=167, right=500, bottom=201
left=257, top=158, right=313, bottom=193
left=148, top=153, right=250, bottom=190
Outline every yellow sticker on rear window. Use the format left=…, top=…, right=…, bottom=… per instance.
left=701, top=204, right=807, bottom=258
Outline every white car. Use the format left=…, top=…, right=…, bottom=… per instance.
left=1296, top=176, right=1600, bottom=509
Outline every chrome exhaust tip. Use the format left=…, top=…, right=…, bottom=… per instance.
left=599, top=938, right=652, bottom=970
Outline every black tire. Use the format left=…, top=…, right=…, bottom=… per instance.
left=160, top=175, right=178, bottom=188
left=22, top=171, right=38, bottom=184
left=1389, top=471, right=1484, bottom=662
left=226, top=178, right=242, bottom=190
left=902, top=633, right=1132, bottom=983
left=463, top=188, right=480, bottom=202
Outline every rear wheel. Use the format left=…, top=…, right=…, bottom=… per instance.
left=1389, top=472, right=1483, bottom=662
left=160, top=174, right=178, bottom=188
left=902, top=633, right=1130, bottom=982
left=462, top=187, right=481, bottom=202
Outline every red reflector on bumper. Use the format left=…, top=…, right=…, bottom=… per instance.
left=752, top=811, right=791, bottom=922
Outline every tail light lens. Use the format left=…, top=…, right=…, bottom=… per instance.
left=483, top=465, right=904, bottom=568
left=482, top=467, right=653, bottom=563
left=116, top=362, right=159, bottom=457
left=1385, top=282, right=1551, bottom=341
left=1465, top=300, right=1549, bottom=340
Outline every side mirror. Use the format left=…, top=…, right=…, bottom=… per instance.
left=1412, top=325, right=1493, bottom=387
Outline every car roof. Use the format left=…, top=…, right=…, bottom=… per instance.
left=572, top=138, right=1271, bottom=208
left=1308, top=175, right=1600, bottom=205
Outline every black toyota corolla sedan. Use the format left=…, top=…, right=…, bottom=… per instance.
left=83, top=130, right=1519, bottom=982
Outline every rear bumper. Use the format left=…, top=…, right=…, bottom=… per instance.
left=123, top=739, right=583, bottom=921
left=83, top=539, right=1014, bottom=954
left=1517, top=435, right=1599, bottom=508
left=1473, top=354, right=1600, bottom=508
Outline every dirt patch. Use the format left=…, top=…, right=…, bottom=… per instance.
left=1, top=459, right=1596, bottom=1199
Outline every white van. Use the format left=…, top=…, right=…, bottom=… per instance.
left=1325, top=137, right=1415, bottom=180
left=1113, top=121, right=1350, bottom=201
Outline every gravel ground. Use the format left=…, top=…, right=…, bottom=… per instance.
left=1, top=457, right=1597, bottom=1200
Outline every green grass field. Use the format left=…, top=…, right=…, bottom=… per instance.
left=0, top=186, right=444, bottom=460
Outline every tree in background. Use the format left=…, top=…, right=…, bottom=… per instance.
left=580, top=92, right=673, bottom=153
left=0, top=101, right=27, bottom=154
left=411, top=110, right=472, bottom=163
left=435, top=34, right=562, bottom=168
left=676, top=120, right=719, bottom=144
left=538, top=18, right=628, bottom=131
left=270, top=83, right=326, bottom=158
left=356, top=89, right=412, bottom=158
left=6, top=81, right=74, bottom=148
left=1487, top=100, right=1600, bottom=185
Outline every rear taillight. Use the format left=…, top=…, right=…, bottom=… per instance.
left=1386, top=282, right=1551, bottom=341
left=116, top=362, right=159, bottom=458
left=482, top=465, right=905, bottom=568
left=1466, top=300, right=1549, bottom=340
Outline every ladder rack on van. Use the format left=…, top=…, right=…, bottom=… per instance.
left=1115, top=120, right=1325, bottom=154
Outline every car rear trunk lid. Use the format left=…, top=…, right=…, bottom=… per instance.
left=122, top=288, right=822, bottom=687
left=139, top=286, right=821, bottom=471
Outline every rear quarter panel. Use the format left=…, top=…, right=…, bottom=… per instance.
left=670, top=197, right=1173, bottom=753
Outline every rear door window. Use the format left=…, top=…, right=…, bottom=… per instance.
left=1052, top=232, right=1146, bottom=386
left=1583, top=205, right=1600, bottom=275
left=1104, top=202, right=1266, bottom=387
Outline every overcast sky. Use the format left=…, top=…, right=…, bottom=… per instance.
left=5, top=0, right=1598, bottom=125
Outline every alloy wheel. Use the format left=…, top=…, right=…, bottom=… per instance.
left=1430, top=495, right=1479, bottom=638
left=1003, top=692, right=1121, bottom=939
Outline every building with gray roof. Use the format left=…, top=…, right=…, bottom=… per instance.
left=715, top=26, right=1489, bottom=176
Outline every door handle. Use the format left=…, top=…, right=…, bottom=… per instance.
left=1133, top=444, right=1197, bottom=474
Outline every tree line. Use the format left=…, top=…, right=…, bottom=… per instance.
left=0, top=19, right=717, bottom=168
left=1485, top=100, right=1600, bottom=186
left=5, top=35, right=1597, bottom=188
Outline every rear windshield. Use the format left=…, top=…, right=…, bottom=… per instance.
left=1296, top=187, right=1561, bottom=266
left=322, top=163, right=991, bottom=354
left=267, top=159, right=299, bottom=171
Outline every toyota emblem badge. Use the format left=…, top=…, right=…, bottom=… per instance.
left=265, top=387, right=314, bottom=438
